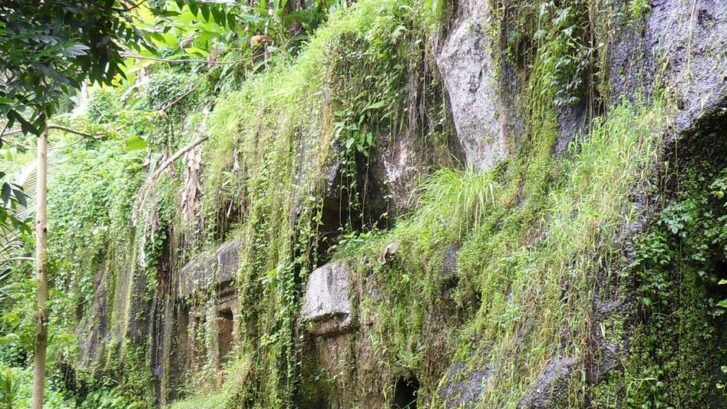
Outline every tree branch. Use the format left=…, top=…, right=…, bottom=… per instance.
left=159, top=87, right=197, bottom=112
left=46, top=125, right=100, bottom=139
left=132, top=135, right=209, bottom=225
left=148, top=136, right=209, bottom=183
left=0, top=129, right=24, bottom=139
left=0, top=125, right=101, bottom=140
left=121, top=53, right=243, bottom=65
left=112, top=0, right=147, bottom=12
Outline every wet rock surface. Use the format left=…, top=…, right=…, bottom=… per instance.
left=442, top=245, right=460, bottom=278
left=611, top=0, right=727, bottom=133
left=439, top=360, right=495, bottom=409
left=517, top=357, right=577, bottom=409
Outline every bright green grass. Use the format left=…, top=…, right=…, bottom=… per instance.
left=165, top=392, right=227, bottom=409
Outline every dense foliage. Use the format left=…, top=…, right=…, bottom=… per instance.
left=0, top=0, right=135, bottom=134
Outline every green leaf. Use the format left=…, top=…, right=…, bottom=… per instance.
left=226, top=13, right=237, bottom=28
left=147, top=32, right=166, bottom=43
left=11, top=186, right=26, bottom=207
left=62, top=43, right=90, bottom=57
left=7, top=110, right=39, bottom=135
left=186, top=47, right=209, bottom=58
left=362, top=100, right=386, bottom=111
left=124, top=135, right=148, bottom=152
left=1, top=183, right=10, bottom=206
left=200, top=5, right=211, bottom=21
left=211, top=8, right=226, bottom=27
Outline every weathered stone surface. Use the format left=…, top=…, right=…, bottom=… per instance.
left=78, top=264, right=113, bottom=368
left=439, top=360, right=495, bottom=409
left=442, top=245, right=460, bottom=278
left=436, top=0, right=507, bottom=171
left=178, top=253, right=215, bottom=297
left=80, top=2, right=727, bottom=407
left=301, top=261, right=352, bottom=334
left=378, top=241, right=400, bottom=264
left=517, top=357, right=577, bottom=409
left=611, top=0, right=727, bottom=133
left=178, top=239, right=240, bottom=297
left=586, top=298, right=629, bottom=384
left=216, top=239, right=240, bottom=284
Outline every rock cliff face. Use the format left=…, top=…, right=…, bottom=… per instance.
left=435, top=0, right=508, bottom=171
left=610, top=0, right=727, bottom=131
left=76, top=1, right=727, bottom=407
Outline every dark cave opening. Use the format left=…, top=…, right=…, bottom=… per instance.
left=392, top=377, right=419, bottom=409
left=707, top=260, right=727, bottom=302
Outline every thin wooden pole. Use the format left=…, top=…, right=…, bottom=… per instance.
left=30, top=129, right=48, bottom=409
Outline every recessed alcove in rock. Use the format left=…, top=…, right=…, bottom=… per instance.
left=217, top=307, right=234, bottom=365
left=316, top=160, right=391, bottom=265
left=614, top=100, right=727, bottom=408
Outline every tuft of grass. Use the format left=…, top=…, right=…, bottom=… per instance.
left=628, top=0, right=651, bottom=22
left=166, top=392, right=227, bottom=409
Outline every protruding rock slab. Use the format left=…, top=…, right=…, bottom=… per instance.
left=436, top=0, right=506, bottom=171
left=216, top=239, right=240, bottom=284
left=178, top=253, right=215, bottom=297
left=178, top=239, right=240, bottom=297
left=611, top=0, right=727, bottom=132
left=301, top=261, right=352, bottom=335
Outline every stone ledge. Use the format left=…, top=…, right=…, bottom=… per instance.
left=178, top=239, right=240, bottom=298
left=301, top=260, right=352, bottom=336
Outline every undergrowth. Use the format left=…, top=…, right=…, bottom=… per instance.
left=595, top=163, right=727, bottom=408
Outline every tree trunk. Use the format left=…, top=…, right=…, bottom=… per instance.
left=30, top=129, right=48, bottom=409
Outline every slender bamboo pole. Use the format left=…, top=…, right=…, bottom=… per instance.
left=30, top=129, right=48, bottom=409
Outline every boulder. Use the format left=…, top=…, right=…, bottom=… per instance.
left=378, top=241, right=400, bottom=264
